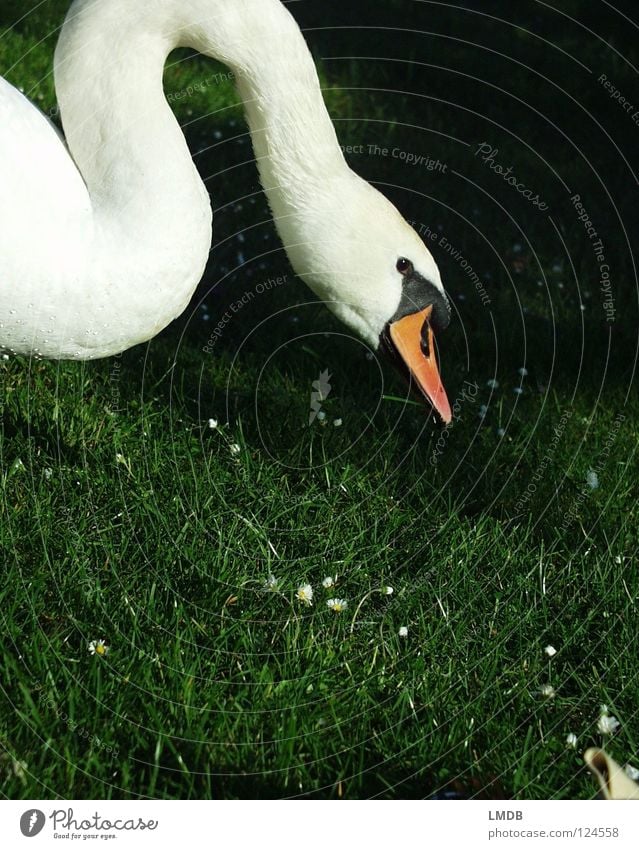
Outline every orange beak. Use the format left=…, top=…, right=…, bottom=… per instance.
left=388, top=306, right=452, bottom=424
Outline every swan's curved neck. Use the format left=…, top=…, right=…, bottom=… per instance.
left=55, top=0, right=347, bottom=290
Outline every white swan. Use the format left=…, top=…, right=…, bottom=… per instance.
left=0, top=0, right=452, bottom=421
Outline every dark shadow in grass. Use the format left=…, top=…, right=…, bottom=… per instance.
left=117, top=742, right=508, bottom=800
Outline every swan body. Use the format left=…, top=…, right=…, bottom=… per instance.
left=0, top=0, right=452, bottom=419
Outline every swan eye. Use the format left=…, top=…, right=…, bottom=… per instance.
left=396, top=258, right=413, bottom=276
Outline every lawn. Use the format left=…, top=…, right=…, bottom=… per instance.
left=0, top=0, right=638, bottom=799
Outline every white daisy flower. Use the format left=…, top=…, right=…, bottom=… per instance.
left=322, top=576, right=335, bottom=589
left=208, top=418, right=218, bottom=430
left=540, top=684, right=556, bottom=699
left=115, top=453, right=126, bottom=465
left=625, top=765, right=639, bottom=782
left=326, top=598, right=347, bottom=612
left=333, top=418, right=343, bottom=428
left=296, top=584, right=313, bottom=606
left=44, top=468, right=53, bottom=480
left=518, top=367, right=529, bottom=377
left=598, top=711, right=620, bottom=735
left=230, top=443, right=241, bottom=456
left=316, top=411, right=326, bottom=422
left=513, top=387, right=524, bottom=396
left=545, top=645, right=557, bottom=658
left=88, top=639, right=109, bottom=657
left=263, top=574, right=279, bottom=591
left=384, top=586, right=394, bottom=595
left=566, top=732, right=578, bottom=748
left=398, top=626, right=408, bottom=638
left=486, top=379, right=499, bottom=389
left=586, top=469, right=599, bottom=490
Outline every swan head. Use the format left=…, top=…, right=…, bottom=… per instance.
left=286, top=173, right=453, bottom=423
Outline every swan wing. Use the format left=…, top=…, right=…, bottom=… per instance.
left=0, top=76, right=91, bottom=251
left=0, top=76, right=93, bottom=354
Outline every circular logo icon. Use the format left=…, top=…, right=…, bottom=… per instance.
left=20, top=810, right=45, bottom=837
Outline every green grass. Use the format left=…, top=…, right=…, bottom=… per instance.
left=1, top=1, right=638, bottom=799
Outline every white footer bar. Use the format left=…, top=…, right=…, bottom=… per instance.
left=1, top=800, right=637, bottom=848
